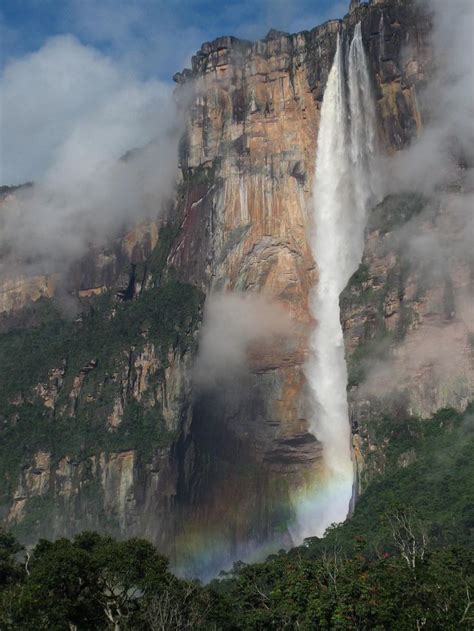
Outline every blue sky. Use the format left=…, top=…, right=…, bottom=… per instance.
left=1, top=0, right=346, bottom=80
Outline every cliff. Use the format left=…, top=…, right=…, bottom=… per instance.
left=342, top=187, right=474, bottom=494
left=1, top=0, right=462, bottom=578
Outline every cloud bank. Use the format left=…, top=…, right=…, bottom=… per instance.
left=0, top=0, right=347, bottom=278
left=0, top=35, right=180, bottom=275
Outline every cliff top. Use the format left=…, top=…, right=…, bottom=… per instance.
left=172, top=18, right=341, bottom=83
left=173, top=0, right=408, bottom=84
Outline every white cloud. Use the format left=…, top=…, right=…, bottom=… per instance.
left=0, top=34, right=174, bottom=184
left=49, top=0, right=347, bottom=78
left=0, top=35, right=180, bottom=274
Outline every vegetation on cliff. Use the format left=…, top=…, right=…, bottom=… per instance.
left=0, top=225, right=204, bottom=538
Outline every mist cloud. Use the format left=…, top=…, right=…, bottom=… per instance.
left=194, top=292, right=291, bottom=389
left=384, top=0, right=474, bottom=194
left=0, top=35, right=180, bottom=276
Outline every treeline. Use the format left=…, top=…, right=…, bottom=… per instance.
left=1, top=520, right=473, bottom=630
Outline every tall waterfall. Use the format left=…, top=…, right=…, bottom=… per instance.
left=294, top=23, right=379, bottom=539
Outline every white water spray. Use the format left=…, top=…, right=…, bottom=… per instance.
left=295, top=24, right=379, bottom=539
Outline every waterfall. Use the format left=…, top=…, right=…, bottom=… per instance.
left=348, top=23, right=380, bottom=235
left=294, top=23, right=379, bottom=539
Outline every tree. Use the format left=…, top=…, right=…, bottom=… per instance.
left=144, top=579, right=212, bottom=630
left=0, top=529, right=23, bottom=587
left=84, top=535, right=169, bottom=629
left=11, top=537, right=103, bottom=629
left=387, top=508, right=428, bottom=571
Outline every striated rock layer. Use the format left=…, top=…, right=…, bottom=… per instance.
left=0, top=0, right=443, bottom=577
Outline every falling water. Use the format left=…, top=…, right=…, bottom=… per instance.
left=294, top=23, right=379, bottom=539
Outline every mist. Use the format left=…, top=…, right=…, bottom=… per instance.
left=0, top=35, right=181, bottom=278
left=194, top=292, right=291, bottom=389
left=384, top=0, right=474, bottom=194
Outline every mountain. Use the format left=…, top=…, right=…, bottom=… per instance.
left=1, top=0, right=471, bottom=581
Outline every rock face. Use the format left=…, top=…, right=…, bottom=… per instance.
left=0, top=0, right=446, bottom=577
left=341, top=189, right=474, bottom=491
left=0, top=220, right=159, bottom=313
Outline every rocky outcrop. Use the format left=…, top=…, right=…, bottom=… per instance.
left=0, top=207, right=159, bottom=313
left=3, top=328, right=198, bottom=550
left=0, top=274, right=58, bottom=313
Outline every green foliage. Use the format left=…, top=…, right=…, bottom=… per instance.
left=0, top=531, right=213, bottom=630
left=0, top=280, right=203, bottom=493
left=1, top=529, right=473, bottom=630
left=144, top=223, right=181, bottom=280
left=342, top=194, right=433, bottom=387
left=1, top=400, right=473, bottom=630
left=346, top=329, right=395, bottom=388
left=294, top=405, right=474, bottom=568
left=182, top=158, right=222, bottom=189
left=351, top=405, right=474, bottom=550
left=12, top=496, right=58, bottom=543
left=206, top=545, right=473, bottom=630
left=0, top=530, right=24, bottom=589
left=0, top=218, right=204, bottom=544
left=348, top=262, right=370, bottom=287
left=7, top=401, right=472, bottom=628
